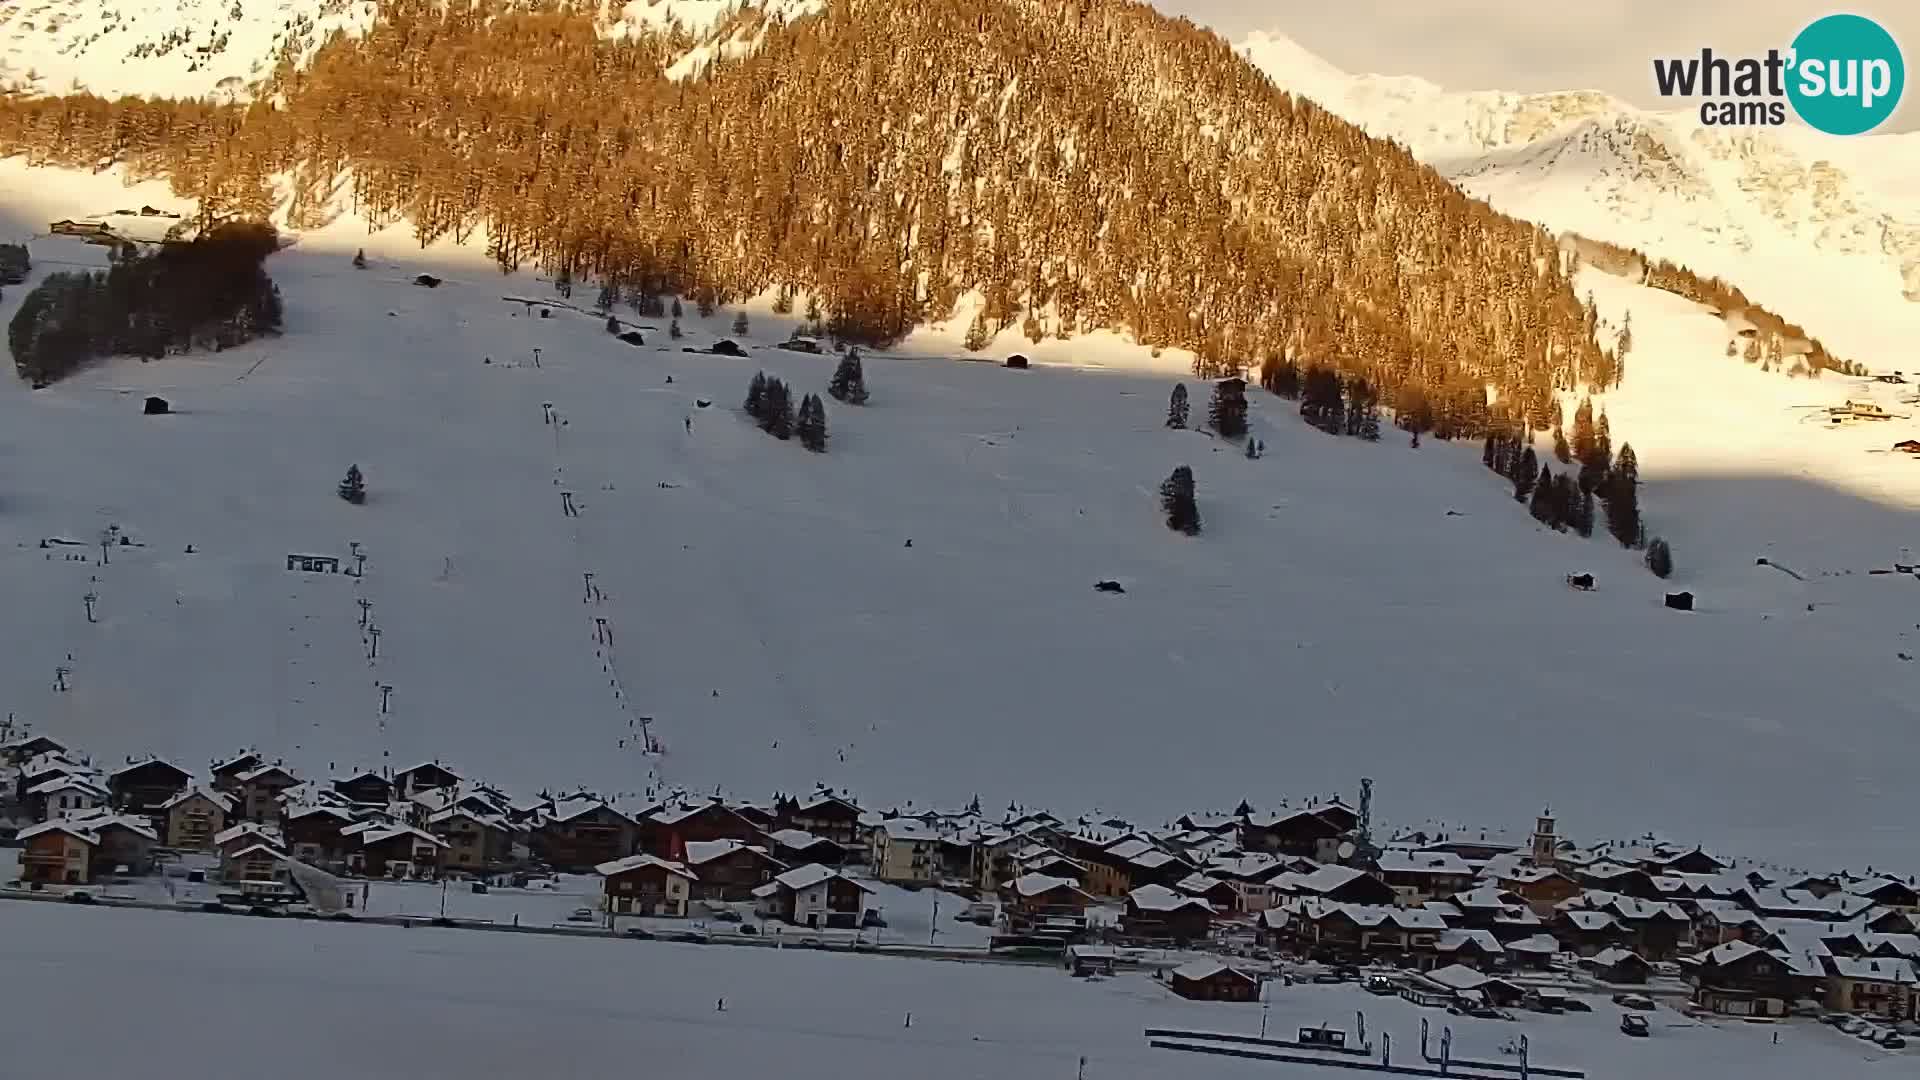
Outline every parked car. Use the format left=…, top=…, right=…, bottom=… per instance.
left=566, top=907, right=596, bottom=923
left=709, top=908, right=743, bottom=923
left=861, top=910, right=886, bottom=928
left=1620, top=1015, right=1650, bottom=1038
left=1839, top=1017, right=1870, bottom=1035
left=1311, top=972, right=1344, bottom=985
left=1562, top=998, right=1594, bottom=1013
left=1877, top=1030, right=1906, bottom=1049
left=1613, top=994, right=1656, bottom=1011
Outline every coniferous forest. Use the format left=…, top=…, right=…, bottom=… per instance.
left=8, top=223, right=283, bottom=386
left=1, top=0, right=1621, bottom=433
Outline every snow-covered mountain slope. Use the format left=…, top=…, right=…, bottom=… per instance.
left=5, top=161, right=1920, bottom=874
left=1238, top=31, right=1920, bottom=370
left=0, top=0, right=814, bottom=101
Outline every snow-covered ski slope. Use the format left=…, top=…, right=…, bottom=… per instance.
left=1237, top=31, right=1920, bottom=371
left=2, top=161, right=1918, bottom=874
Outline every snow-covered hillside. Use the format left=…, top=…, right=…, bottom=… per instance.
left=1238, top=31, right=1920, bottom=370
left=4, top=162, right=1920, bottom=874
left=0, top=0, right=814, bottom=101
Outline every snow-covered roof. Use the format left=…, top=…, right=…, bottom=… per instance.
left=1175, top=873, right=1229, bottom=895
left=215, top=822, right=282, bottom=846
left=1564, top=910, right=1617, bottom=932
left=109, top=756, right=187, bottom=779
left=286, top=804, right=354, bottom=824
left=1451, top=886, right=1520, bottom=910
left=1497, top=863, right=1571, bottom=885
left=1129, top=849, right=1183, bottom=870
left=28, top=776, right=108, bottom=798
left=1437, top=929, right=1503, bottom=953
left=879, top=818, right=942, bottom=842
left=596, top=854, right=696, bottom=879
left=1830, top=956, right=1919, bottom=983
left=1104, top=837, right=1155, bottom=861
left=554, top=799, right=630, bottom=824
left=1378, top=851, right=1473, bottom=876
left=16, top=820, right=100, bottom=845
left=684, top=839, right=775, bottom=866
left=1424, top=964, right=1494, bottom=991
left=71, top=812, right=159, bottom=842
left=235, top=764, right=298, bottom=783
left=764, top=863, right=873, bottom=894
left=767, top=828, right=831, bottom=849
left=162, top=785, right=234, bottom=812
left=360, top=824, right=448, bottom=849
left=426, top=807, right=510, bottom=831
left=1507, top=933, right=1560, bottom=954
left=1291, top=864, right=1370, bottom=895
left=1589, top=947, right=1645, bottom=967
left=226, top=843, right=285, bottom=861
left=1172, top=961, right=1251, bottom=982
left=1127, top=884, right=1213, bottom=913
left=1695, top=940, right=1765, bottom=967
left=1318, top=904, right=1448, bottom=930
left=1004, top=872, right=1083, bottom=899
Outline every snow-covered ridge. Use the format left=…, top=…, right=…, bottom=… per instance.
left=0, top=0, right=818, bottom=102
left=0, top=0, right=380, bottom=102
left=1238, top=30, right=1920, bottom=370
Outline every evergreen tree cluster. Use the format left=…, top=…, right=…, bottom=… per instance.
left=8, top=222, right=281, bottom=387
left=1207, top=378, right=1246, bottom=438
left=746, top=371, right=827, bottom=450
left=1159, top=465, right=1200, bottom=535
left=0, top=242, right=28, bottom=286
left=1166, top=382, right=1189, bottom=429
left=828, top=349, right=869, bottom=405
left=1482, top=411, right=1647, bottom=561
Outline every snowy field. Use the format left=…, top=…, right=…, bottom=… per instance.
left=2, top=162, right=1919, bottom=875
left=0, top=901, right=1901, bottom=1079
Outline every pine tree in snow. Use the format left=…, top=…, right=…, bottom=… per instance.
left=1513, top=447, right=1538, bottom=502
left=745, top=371, right=768, bottom=420
left=761, top=378, right=795, bottom=440
left=732, top=311, right=751, bottom=336
left=1208, top=379, right=1248, bottom=438
left=596, top=281, right=618, bottom=312
left=1604, top=442, right=1642, bottom=548
left=1159, top=465, right=1200, bottom=535
left=554, top=266, right=573, bottom=299
left=605, top=314, right=620, bottom=334
left=352, top=248, right=367, bottom=270
left=669, top=318, right=683, bottom=340
left=338, top=464, right=366, bottom=505
left=671, top=297, right=684, bottom=319
left=1167, top=383, right=1189, bottom=429
left=797, top=393, right=828, bottom=452
left=1645, top=536, right=1674, bottom=578
left=828, top=349, right=868, bottom=404
left=963, top=311, right=991, bottom=352
left=1528, top=465, right=1554, bottom=522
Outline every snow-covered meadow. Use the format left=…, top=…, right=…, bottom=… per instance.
left=0, top=901, right=1900, bottom=1079
left=1, top=161, right=1918, bottom=876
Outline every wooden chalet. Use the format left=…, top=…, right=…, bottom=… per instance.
left=751, top=863, right=874, bottom=928
left=16, top=821, right=99, bottom=885
left=394, top=762, right=462, bottom=794
left=1121, top=884, right=1215, bottom=944
left=1685, top=941, right=1795, bottom=1017
left=1497, top=865, right=1583, bottom=915
left=162, top=787, right=233, bottom=850
left=210, top=752, right=264, bottom=794
left=428, top=809, right=517, bottom=874
left=1168, top=962, right=1259, bottom=1002
left=356, top=824, right=447, bottom=878
left=645, top=801, right=766, bottom=859
left=1240, top=809, right=1347, bottom=861
left=108, top=758, right=191, bottom=815
left=684, top=839, right=785, bottom=901
left=79, top=813, right=158, bottom=875
left=784, top=793, right=865, bottom=847
left=284, top=805, right=357, bottom=869
left=1824, top=957, right=1918, bottom=1020
left=332, top=771, right=394, bottom=806
left=766, top=828, right=845, bottom=867
left=234, top=764, right=301, bottom=822
left=597, top=854, right=697, bottom=917
left=1586, top=947, right=1652, bottom=984
left=533, top=799, right=638, bottom=872
left=1002, top=872, right=1095, bottom=934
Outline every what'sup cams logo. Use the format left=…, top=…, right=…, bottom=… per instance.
left=1652, top=13, right=1904, bottom=134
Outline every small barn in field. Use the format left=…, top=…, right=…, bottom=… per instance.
left=1168, top=961, right=1259, bottom=1002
